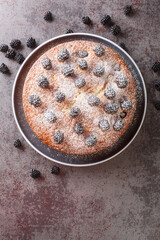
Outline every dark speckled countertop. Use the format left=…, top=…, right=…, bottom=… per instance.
left=0, top=0, right=160, bottom=239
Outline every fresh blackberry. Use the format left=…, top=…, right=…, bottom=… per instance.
left=70, top=106, right=81, bottom=118
left=105, top=102, right=119, bottom=114
left=152, top=62, right=160, bottom=72
left=57, top=48, right=69, bottom=62
left=0, top=63, right=9, bottom=74
left=88, top=95, right=100, bottom=106
left=15, top=53, right=25, bottom=64
left=54, top=130, right=64, bottom=144
left=124, top=5, right=132, bottom=15
left=99, top=119, right=110, bottom=131
left=74, top=123, right=84, bottom=135
left=101, top=15, right=111, bottom=25
left=82, top=16, right=91, bottom=25
left=14, top=139, right=22, bottom=148
left=51, top=166, right=60, bottom=175
left=44, top=11, right=53, bottom=21
left=75, top=77, right=86, bottom=88
left=55, top=92, right=65, bottom=102
left=61, top=64, right=74, bottom=76
left=28, top=95, right=41, bottom=107
left=65, top=29, right=73, bottom=34
left=111, top=25, right=121, bottom=36
left=5, top=49, right=16, bottom=59
left=45, top=111, right=56, bottom=123
left=154, top=101, right=160, bottom=110
left=85, top=135, right=97, bottom=147
left=94, top=45, right=105, bottom=56
left=30, top=169, right=41, bottom=179
left=37, top=75, right=49, bottom=88
left=10, top=39, right=21, bottom=49
left=26, top=37, right=36, bottom=48
left=119, top=42, right=128, bottom=52
left=78, top=59, right=88, bottom=70
left=120, top=111, right=127, bottom=119
left=155, top=81, right=160, bottom=91
left=0, top=44, right=8, bottom=53
left=93, top=64, right=104, bottom=76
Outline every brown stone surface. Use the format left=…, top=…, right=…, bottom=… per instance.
left=0, top=0, right=160, bottom=239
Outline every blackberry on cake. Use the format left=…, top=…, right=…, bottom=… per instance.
left=62, top=64, right=74, bottom=76
left=55, top=92, right=65, bottom=102
left=113, top=119, right=124, bottom=131
left=99, top=119, right=110, bottom=131
left=94, top=45, right=105, bottom=56
left=88, top=95, right=100, bottom=106
left=105, top=102, right=119, bottom=114
left=41, top=58, right=52, bottom=69
left=74, top=123, right=84, bottom=135
left=54, top=130, right=64, bottom=144
left=58, top=48, right=69, bottom=62
left=78, top=59, right=88, bottom=70
left=85, top=135, right=97, bottom=147
left=77, top=50, right=88, bottom=58
left=93, top=64, right=104, bottom=76
left=28, top=95, right=41, bottom=107
left=37, top=75, right=49, bottom=88
left=70, top=106, right=81, bottom=118
left=75, top=77, right=86, bottom=88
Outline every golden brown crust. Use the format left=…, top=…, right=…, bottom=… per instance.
left=23, top=40, right=136, bottom=155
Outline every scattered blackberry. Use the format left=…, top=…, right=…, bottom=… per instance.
left=101, top=15, right=111, bottom=25
left=55, top=92, right=65, bottom=102
left=30, top=169, right=41, bottom=179
left=57, top=48, right=69, bottom=62
left=113, top=119, right=124, bottom=131
left=75, top=77, right=86, bottom=88
left=104, top=87, right=116, bottom=99
left=88, top=95, right=100, bottom=106
left=65, top=29, right=73, bottom=34
left=5, top=49, right=16, bottom=59
left=70, top=106, right=81, bottom=118
left=44, top=11, right=53, bottom=21
left=105, top=102, right=119, bottom=114
left=85, top=135, right=97, bottom=147
left=94, top=45, right=105, bottom=56
left=93, top=64, right=104, bottom=76
left=15, top=53, right=25, bottom=64
left=61, top=64, right=74, bottom=76
left=99, top=119, right=110, bottom=131
left=37, top=75, right=49, bottom=88
left=77, top=50, right=88, bottom=58
left=152, top=62, right=160, bottom=72
left=0, top=44, right=8, bottom=53
left=41, top=58, right=52, bottom=69
left=74, top=123, right=84, bottom=135
left=26, top=37, right=36, bottom=48
left=14, top=139, right=22, bottom=148
left=78, top=59, right=88, bottom=70
left=0, top=63, right=9, bottom=74
left=111, top=25, right=121, bottom=36
left=155, top=81, right=160, bottom=91
left=115, top=75, right=128, bottom=88
left=120, top=98, right=132, bottom=111
left=120, top=111, right=127, bottom=119
left=54, top=130, right=64, bottom=144
left=51, top=166, right=60, bottom=175
left=154, top=101, right=160, bottom=111
left=45, top=111, right=56, bottom=123
left=10, top=39, right=21, bottom=49
left=119, top=42, right=128, bottom=52
left=82, top=16, right=91, bottom=25
left=124, top=5, right=132, bottom=15
left=28, top=95, right=41, bottom=107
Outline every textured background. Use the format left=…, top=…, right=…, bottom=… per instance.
left=0, top=0, right=160, bottom=239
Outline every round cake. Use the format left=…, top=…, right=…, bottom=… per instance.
left=22, top=40, right=137, bottom=155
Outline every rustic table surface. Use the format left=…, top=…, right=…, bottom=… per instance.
left=0, top=0, right=160, bottom=239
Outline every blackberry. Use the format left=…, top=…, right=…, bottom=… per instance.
left=85, top=135, right=97, bottom=147
left=119, top=42, right=128, bottom=52
left=120, top=111, right=127, bottom=119
left=120, top=98, right=132, bottom=111
left=15, top=53, right=25, bottom=64
left=30, top=169, right=41, bottom=179
left=28, top=95, right=41, bottom=107
left=54, top=130, right=64, bottom=144
left=77, top=50, right=88, bottom=58
left=0, top=44, right=8, bottom=53
left=88, top=95, right=100, bottom=106
left=65, top=29, right=73, bottom=34
left=111, top=25, right=121, bottom=36
left=74, top=123, right=84, bottom=135
left=26, top=37, right=36, bottom=48
left=152, top=62, right=160, bottom=72
left=124, top=5, right=132, bottom=15
left=78, top=59, right=88, bottom=70
left=104, top=87, right=116, bottom=99
left=51, top=166, right=60, bottom=175
left=41, top=58, right=52, bottom=69
left=70, top=106, right=81, bottom=118
left=14, top=139, right=22, bottom=148
left=105, top=102, right=119, bottom=114
left=94, top=45, right=105, bottom=57
left=101, top=15, right=111, bottom=25
left=5, top=49, right=16, bottom=59
left=154, top=101, right=160, bottom=110
left=93, top=64, right=104, bottom=76
left=113, top=119, right=124, bottom=131
left=44, top=11, right=53, bottom=21
left=57, top=48, right=69, bottom=62
left=10, top=39, right=21, bottom=49
left=55, top=92, right=65, bottom=102
left=0, top=63, right=9, bottom=74
left=82, top=16, right=91, bottom=25
left=45, top=111, right=56, bottom=122
left=61, top=64, right=74, bottom=76
left=155, top=81, right=160, bottom=91
left=115, top=75, right=128, bottom=88
left=75, top=77, right=86, bottom=88
left=37, top=75, right=49, bottom=88
left=99, top=119, right=110, bottom=131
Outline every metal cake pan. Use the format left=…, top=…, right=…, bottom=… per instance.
left=12, top=33, right=147, bottom=167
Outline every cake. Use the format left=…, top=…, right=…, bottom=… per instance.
left=22, top=40, right=136, bottom=155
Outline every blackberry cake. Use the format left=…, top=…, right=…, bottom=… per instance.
left=23, top=40, right=136, bottom=155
